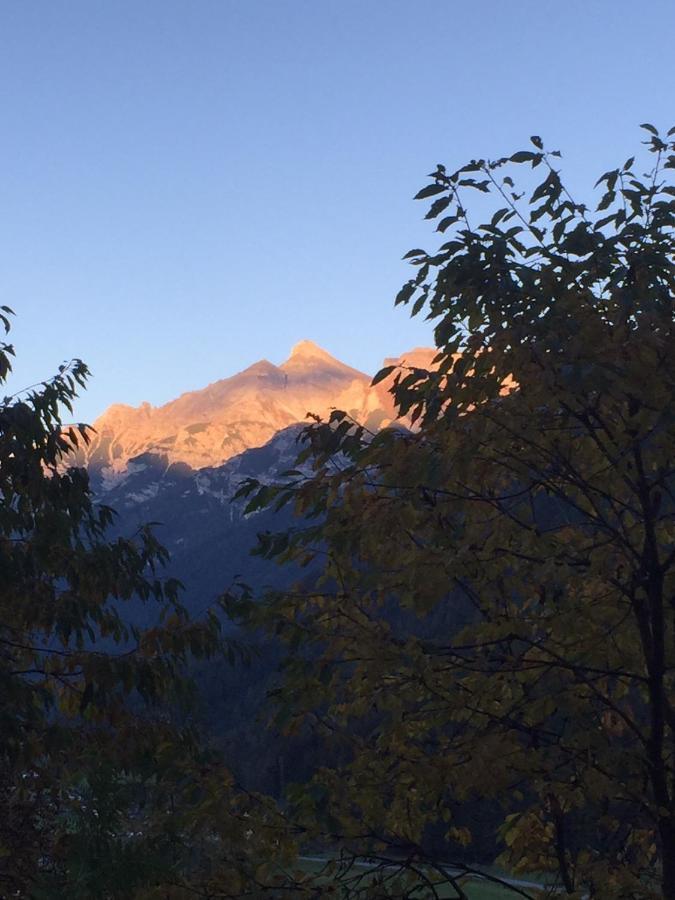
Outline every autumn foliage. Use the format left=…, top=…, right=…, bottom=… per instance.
left=234, top=125, right=675, bottom=898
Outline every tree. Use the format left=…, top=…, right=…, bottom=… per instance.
left=0, top=314, right=299, bottom=897
left=232, top=125, right=675, bottom=898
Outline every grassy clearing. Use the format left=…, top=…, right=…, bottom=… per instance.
left=296, top=857, right=538, bottom=898
left=459, top=882, right=522, bottom=899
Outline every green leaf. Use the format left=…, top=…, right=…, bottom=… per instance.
left=510, top=151, right=536, bottom=163
left=411, top=294, right=427, bottom=316
left=395, top=282, right=416, bottom=306
left=436, top=215, right=459, bottom=233
left=425, top=195, right=451, bottom=219
left=371, top=365, right=397, bottom=386
left=414, top=183, right=446, bottom=200
left=596, top=190, right=616, bottom=211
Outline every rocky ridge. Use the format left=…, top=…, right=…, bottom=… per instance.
left=79, top=340, right=436, bottom=491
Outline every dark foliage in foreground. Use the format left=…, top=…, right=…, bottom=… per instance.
left=232, top=125, right=675, bottom=898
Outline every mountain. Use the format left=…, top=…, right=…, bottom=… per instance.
left=98, top=425, right=306, bottom=623
left=69, top=340, right=435, bottom=619
left=79, top=341, right=437, bottom=491
left=78, top=342, right=437, bottom=789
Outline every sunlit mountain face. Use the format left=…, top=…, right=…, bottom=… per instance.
left=77, top=340, right=436, bottom=492
left=68, top=341, right=434, bottom=619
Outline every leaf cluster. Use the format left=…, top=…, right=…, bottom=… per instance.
left=230, top=126, right=675, bottom=898
left=0, top=314, right=298, bottom=896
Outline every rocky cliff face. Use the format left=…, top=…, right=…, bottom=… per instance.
left=69, top=341, right=437, bottom=620
left=79, top=340, right=436, bottom=490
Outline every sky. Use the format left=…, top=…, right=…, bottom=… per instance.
left=0, top=0, right=673, bottom=423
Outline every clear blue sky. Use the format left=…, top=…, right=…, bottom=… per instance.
left=1, top=0, right=673, bottom=423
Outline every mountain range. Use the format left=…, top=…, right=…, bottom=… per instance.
left=76, top=341, right=435, bottom=616
left=77, top=341, right=437, bottom=792
left=79, top=340, right=436, bottom=491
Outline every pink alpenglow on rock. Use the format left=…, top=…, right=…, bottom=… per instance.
left=76, top=342, right=438, bottom=489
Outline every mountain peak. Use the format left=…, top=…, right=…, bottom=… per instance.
left=288, top=340, right=337, bottom=363
left=81, top=340, right=438, bottom=485
left=282, top=340, right=369, bottom=381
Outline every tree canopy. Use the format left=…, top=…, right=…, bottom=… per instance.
left=233, top=124, right=675, bottom=898
left=0, top=314, right=299, bottom=897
